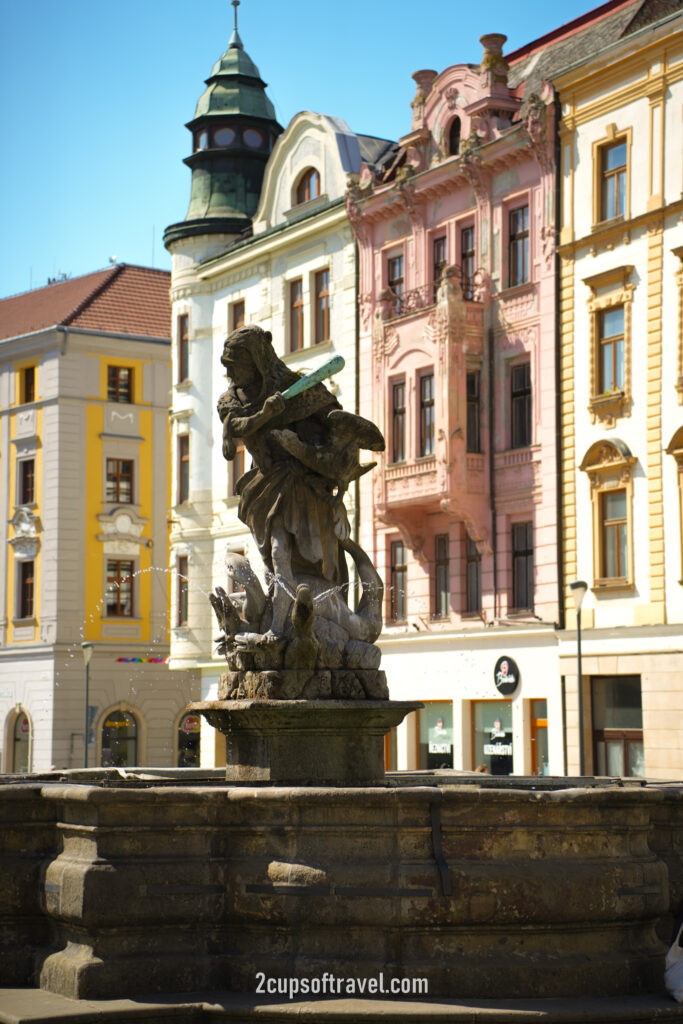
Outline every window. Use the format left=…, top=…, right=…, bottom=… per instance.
left=466, top=371, right=480, bottom=453
left=530, top=699, right=549, bottom=777
left=296, top=168, right=320, bottom=205
left=389, top=540, right=407, bottom=622
left=229, top=440, right=245, bottom=498
left=18, top=458, right=35, bottom=505
left=592, top=675, right=643, bottom=777
left=598, top=306, right=624, bottom=393
left=106, top=458, right=133, bottom=504
left=600, top=490, right=627, bottom=580
left=18, top=560, right=34, bottom=619
left=465, top=534, right=482, bottom=614
left=416, top=702, right=454, bottom=769
left=231, top=300, right=245, bottom=331
left=600, top=141, right=627, bottom=221
left=108, top=366, right=133, bottom=403
left=387, top=254, right=404, bottom=315
left=12, top=712, right=30, bottom=773
left=177, top=556, right=189, bottom=627
left=178, top=434, right=190, bottom=504
left=106, top=560, right=134, bottom=617
left=391, top=381, right=405, bottom=463
left=511, top=521, right=533, bottom=611
left=290, top=279, right=304, bottom=351
left=21, top=366, right=35, bottom=404
left=433, top=236, right=447, bottom=297
left=178, top=314, right=189, bottom=383
left=508, top=205, right=529, bottom=288
left=101, top=709, right=137, bottom=768
left=510, top=362, right=531, bottom=448
left=461, top=226, right=475, bottom=300
left=434, top=534, right=450, bottom=618
left=314, top=269, right=330, bottom=344
left=472, top=700, right=513, bottom=775
left=580, top=439, right=635, bottom=590
left=448, top=117, right=461, bottom=156
left=177, top=712, right=200, bottom=767
left=419, top=373, right=435, bottom=457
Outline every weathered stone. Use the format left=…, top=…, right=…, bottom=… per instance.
left=330, top=669, right=365, bottom=700
left=344, top=638, right=382, bottom=670
left=357, top=668, right=389, bottom=699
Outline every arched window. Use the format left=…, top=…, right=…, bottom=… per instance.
left=12, top=710, right=30, bottom=772
left=101, top=708, right=138, bottom=768
left=448, top=117, right=461, bottom=156
left=177, top=712, right=201, bottom=767
left=296, top=168, right=321, bottom=205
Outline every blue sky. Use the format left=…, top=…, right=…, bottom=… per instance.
left=1, top=0, right=598, bottom=300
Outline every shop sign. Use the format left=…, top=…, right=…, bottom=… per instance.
left=494, top=656, right=520, bottom=696
left=182, top=715, right=201, bottom=734
left=484, top=741, right=513, bottom=756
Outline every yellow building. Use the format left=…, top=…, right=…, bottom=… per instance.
left=556, top=0, right=683, bottom=778
left=0, top=265, right=199, bottom=772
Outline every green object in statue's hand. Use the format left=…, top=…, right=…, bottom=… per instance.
left=282, top=355, right=345, bottom=400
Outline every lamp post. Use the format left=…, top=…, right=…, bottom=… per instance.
left=81, top=642, right=94, bottom=769
left=568, top=581, right=588, bottom=776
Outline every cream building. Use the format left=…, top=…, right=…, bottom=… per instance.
left=556, top=0, right=683, bottom=778
left=164, top=26, right=393, bottom=765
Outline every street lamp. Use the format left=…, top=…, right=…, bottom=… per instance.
left=81, top=642, right=94, bottom=770
left=569, top=581, right=588, bottom=776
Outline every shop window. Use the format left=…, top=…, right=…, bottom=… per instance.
left=387, top=254, right=404, bottom=316
left=107, top=366, right=133, bottom=403
left=177, top=712, right=201, bottom=767
left=433, top=236, right=447, bottom=297
left=592, top=675, right=644, bottom=777
left=289, top=279, right=304, bottom=352
left=177, top=555, right=189, bottom=627
left=511, top=521, right=533, bottom=611
left=231, top=300, right=245, bottom=331
left=530, top=699, right=548, bottom=776
left=508, top=205, right=529, bottom=288
left=18, top=458, right=35, bottom=505
left=434, top=534, right=450, bottom=619
left=101, top=709, right=138, bottom=768
left=105, top=560, right=134, bottom=617
left=106, top=458, right=133, bottom=504
left=229, top=440, right=245, bottom=498
left=472, top=700, right=513, bottom=775
left=465, top=534, right=482, bottom=614
left=419, top=372, right=435, bottom=457
left=416, top=701, right=454, bottom=769
left=178, top=434, right=190, bottom=504
left=12, top=711, right=30, bottom=772
left=18, top=560, right=35, bottom=620
left=466, top=371, right=481, bottom=453
left=580, top=439, right=636, bottom=590
left=314, top=269, right=330, bottom=344
left=448, top=117, right=461, bottom=156
left=461, top=226, right=475, bottom=300
left=296, top=167, right=320, bottom=205
left=389, top=539, right=407, bottom=622
left=510, top=362, right=531, bottom=448
left=178, top=314, right=189, bottom=383
left=391, top=380, right=405, bottom=463
left=21, top=366, right=35, bottom=404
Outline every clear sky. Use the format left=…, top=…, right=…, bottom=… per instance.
left=1, top=0, right=598, bottom=300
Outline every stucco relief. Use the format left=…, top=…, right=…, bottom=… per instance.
left=522, top=92, right=554, bottom=173
left=15, top=409, right=37, bottom=439
left=9, top=507, right=39, bottom=561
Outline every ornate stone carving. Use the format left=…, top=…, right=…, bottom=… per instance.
left=523, top=93, right=553, bottom=173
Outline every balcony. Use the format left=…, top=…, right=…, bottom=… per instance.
left=384, top=456, right=440, bottom=506
left=379, top=265, right=483, bottom=322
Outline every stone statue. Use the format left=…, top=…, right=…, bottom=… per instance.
left=211, top=325, right=388, bottom=701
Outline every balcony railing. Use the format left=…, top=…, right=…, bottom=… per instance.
left=381, top=265, right=483, bottom=321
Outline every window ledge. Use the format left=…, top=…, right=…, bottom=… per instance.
left=500, top=281, right=534, bottom=298
left=174, top=379, right=193, bottom=392
left=593, top=214, right=625, bottom=230
left=103, top=617, right=143, bottom=623
left=12, top=617, right=36, bottom=626
left=592, top=577, right=634, bottom=593
left=589, top=389, right=627, bottom=426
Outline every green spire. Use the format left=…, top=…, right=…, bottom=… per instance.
left=164, top=5, right=282, bottom=249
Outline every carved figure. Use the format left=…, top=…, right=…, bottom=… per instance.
left=213, top=325, right=388, bottom=701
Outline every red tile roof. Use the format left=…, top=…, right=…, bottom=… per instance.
left=0, top=264, right=171, bottom=342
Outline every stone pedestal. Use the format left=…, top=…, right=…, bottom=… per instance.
left=191, top=699, right=421, bottom=785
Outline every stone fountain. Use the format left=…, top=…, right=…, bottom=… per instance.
left=191, top=324, right=420, bottom=784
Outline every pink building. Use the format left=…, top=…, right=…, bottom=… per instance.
left=347, top=35, right=561, bottom=774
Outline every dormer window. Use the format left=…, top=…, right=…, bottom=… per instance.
left=214, top=127, right=236, bottom=147
left=448, top=117, right=461, bottom=156
left=296, top=168, right=321, bottom=205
